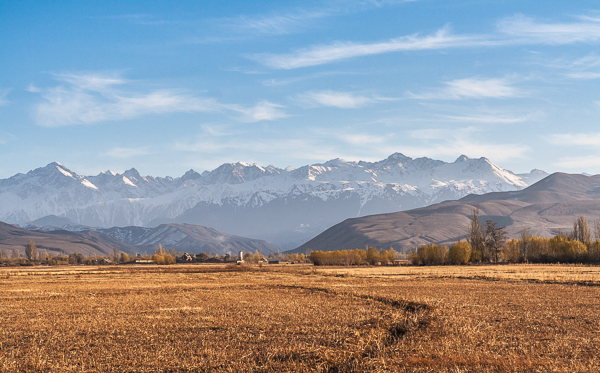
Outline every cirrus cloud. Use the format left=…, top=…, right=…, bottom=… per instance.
left=408, top=78, right=522, bottom=100
left=33, top=73, right=287, bottom=126
left=252, top=13, right=600, bottom=70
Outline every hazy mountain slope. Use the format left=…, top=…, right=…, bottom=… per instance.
left=15, top=222, right=280, bottom=256
left=290, top=173, right=600, bottom=254
left=0, top=154, right=547, bottom=249
left=0, top=221, right=135, bottom=256
left=97, top=223, right=279, bottom=256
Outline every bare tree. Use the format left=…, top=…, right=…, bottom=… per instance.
left=572, top=215, right=591, bottom=245
left=593, top=216, right=600, bottom=242
left=519, top=229, right=533, bottom=263
left=11, top=249, right=20, bottom=259
left=485, top=220, right=508, bottom=263
left=467, top=206, right=485, bottom=262
left=112, top=246, right=121, bottom=263
left=25, top=240, right=38, bottom=261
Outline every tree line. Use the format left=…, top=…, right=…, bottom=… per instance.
left=0, top=241, right=310, bottom=266
left=309, top=247, right=398, bottom=266
left=409, top=208, right=600, bottom=265
left=0, top=242, right=178, bottom=266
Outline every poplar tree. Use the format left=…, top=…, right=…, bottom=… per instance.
left=572, top=215, right=591, bottom=245
left=25, top=240, right=38, bottom=261
left=467, top=207, right=485, bottom=262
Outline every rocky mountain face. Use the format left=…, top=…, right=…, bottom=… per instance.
left=290, top=173, right=600, bottom=254
left=0, top=154, right=547, bottom=250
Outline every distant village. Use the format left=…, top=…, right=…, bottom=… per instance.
left=0, top=240, right=309, bottom=267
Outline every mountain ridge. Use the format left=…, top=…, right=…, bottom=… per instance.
left=10, top=221, right=279, bottom=256
left=289, top=172, right=600, bottom=254
left=0, top=153, right=548, bottom=249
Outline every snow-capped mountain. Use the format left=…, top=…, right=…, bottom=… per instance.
left=0, top=154, right=548, bottom=250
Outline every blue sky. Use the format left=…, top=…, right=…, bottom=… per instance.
left=1, top=0, right=600, bottom=178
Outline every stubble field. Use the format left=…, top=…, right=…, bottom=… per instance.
left=0, top=264, right=599, bottom=372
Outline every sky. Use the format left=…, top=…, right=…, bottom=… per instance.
left=1, top=0, right=600, bottom=178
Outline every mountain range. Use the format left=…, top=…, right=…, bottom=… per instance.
left=291, top=172, right=600, bottom=254
left=0, top=153, right=548, bottom=250
left=1, top=221, right=279, bottom=257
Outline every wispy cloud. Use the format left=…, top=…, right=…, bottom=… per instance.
left=262, top=71, right=361, bottom=87
left=175, top=135, right=342, bottom=168
left=225, top=10, right=332, bottom=36
left=409, top=78, right=521, bottom=100
left=571, top=53, right=600, bottom=68
left=566, top=72, right=600, bottom=79
left=546, top=132, right=600, bottom=147
left=554, top=155, right=600, bottom=170
left=215, top=0, right=414, bottom=38
left=253, top=13, right=600, bottom=69
left=399, top=127, right=530, bottom=162
left=252, top=28, right=486, bottom=69
left=35, top=73, right=219, bottom=127
left=33, top=73, right=287, bottom=126
left=297, top=90, right=384, bottom=108
left=529, top=53, right=600, bottom=80
left=335, top=132, right=387, bottom=145
left=320, top=125, right=529, bottom=163
left=0, top=88, right=11, bottom=106
left=94, top=13, right=172, bottom=26
left=497, top=14, right=600, bottom=44
left=443, top=112, right=538, bottom=124
left=105, top=146, right=151, bottom=158
left=227, top=101, right=288, bottom=122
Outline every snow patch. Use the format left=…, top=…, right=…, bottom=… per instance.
left=122, top=176, right=138, bottom=187
left=56, top=166, right=74, bottom=178
left=81, top=179, right=98, bottom=190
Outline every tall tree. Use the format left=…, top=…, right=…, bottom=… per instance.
left=572, top=215, right=591, bottom=245
left=519, top=229, right=533, bottom=262
left=25, top=240, right=38, bottom=261
left=467, top=206, right=485, bottom=262
left=485, top=220, right=508, bottom=263
left=594, top=216, right=600, bottom=242
left=112, top=246, right=121, bottom=263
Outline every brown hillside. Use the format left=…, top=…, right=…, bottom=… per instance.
left=290, top=173, right=600, bottom=253
left=0, top=222, right=135, bottom=256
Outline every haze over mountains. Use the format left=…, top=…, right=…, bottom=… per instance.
left=1, top=153, right=547, bottom=250
left=292, top=173, right=600, bottom=254
left=1, top=221, right=279, bottom=257
left=0, top=221, right=134, bottom=257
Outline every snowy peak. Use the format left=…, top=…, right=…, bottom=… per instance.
left=359, top=152, right=412, bottom=168
left=123, top=168, right=142, bottom=183
left=321, top=158, right=357, bottom=168
left=0, top=152, right=548, bottom=245
left=204, top=162, right=282, bottom=184
left=181, top=169, right=202, bottom=181
left=40, top=162, right=78, bottom=178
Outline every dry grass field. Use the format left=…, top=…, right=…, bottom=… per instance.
left=1, top=264, right=599, bottom=372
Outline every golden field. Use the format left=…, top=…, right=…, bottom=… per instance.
left=0, top=264, right=599, bottom=372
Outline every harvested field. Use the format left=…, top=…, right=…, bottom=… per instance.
left=0, top=264, right=599, bottom=372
